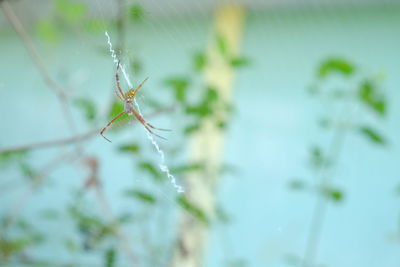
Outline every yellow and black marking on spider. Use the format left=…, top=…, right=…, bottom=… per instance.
left=100, top=62, right=169, bottom=142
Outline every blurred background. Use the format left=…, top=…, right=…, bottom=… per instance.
left=0, top=0, right=399, bottom=266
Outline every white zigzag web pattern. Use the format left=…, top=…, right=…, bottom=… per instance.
left=105, top=31, right=184, bottom=193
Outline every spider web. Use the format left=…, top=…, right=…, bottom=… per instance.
left=105, top=31, right=184, bottom=193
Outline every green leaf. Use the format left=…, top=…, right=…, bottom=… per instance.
left=84, top=19, right=103, bottom=33
left=193, top=52, right=207, bottom=71
left=0, top=238, right=30, bottom=256
left=137, top=161, right=162, bottom=181
left=15, top=219, right=32, bottom=231
left=177, top=196, right=208, bottom=224
left=35, top=20, right=60, bottom=43
left=164, top=77, right=190, bottom=103
left=185, top=104, right=211, bottom=117
left=216, top=34, right=229, bottom=56
left=309, top=146, right=327, bottom=169
left=215, top=206, right=230, bottom=224
left=359, top=126, right=386, bottom=145
left=184, top=124, right=201, bottom=134
left=318, top=118, right=331, bottom=129
left=124, top=189, right=156, bottom=204
left=318, top=58, right=355, bottom=78
left=104, top=247, right=116, bottom=267
left=117, top=213, right=134, bottom=224
left=171, top=163, right=204, bottom=174
left=19, top=162, right=37, bottom=181
left=108, top=100, right=124, bottom=120
left=74, top=98, right=96, bottom=121
left=322, top=187, right=344, bottom=203
left=288, top=179, right=307, bottom=191
left=118, top=143, right=140, bottom=154
left=205, top=87, right=218, bottom=103
left=128, top=4, right=144, bottom=22
left=56, top=0, right=87, bottom=22
left=0, top=150, right=28, bottom=165
left=230, top=57, right=250, bottom=68
left=130, top=58, right=142, bottom=75
left=64, top=239, right=78, bottom=252
left=358, top=80, right=386, bottom=116
left=216, top=120, right=227, bottom=129
left=185, top=87, right=219, bottom=118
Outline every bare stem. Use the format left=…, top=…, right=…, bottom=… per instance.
left=0, top=106, right=174, bottom=155
left=301, top=102, right=357, bottom=267
left=301, top=128, right=345, bottom=267
left=83, top=157, right=138, bottom=265
left=4, top=150, right=81, bottom=228
left=0, top=0, right=76, bottom=132
left=0, top=128, right=99, bottom=154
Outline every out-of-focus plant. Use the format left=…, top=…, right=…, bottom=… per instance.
left=286, top=57, right=388, bottom=267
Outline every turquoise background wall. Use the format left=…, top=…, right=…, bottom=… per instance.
left=0, top=3, right=399, bottom=267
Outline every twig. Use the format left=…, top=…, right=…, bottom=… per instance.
left=0, top=106, right=175, bottom=155
left=0, top=128, right=98, bottom=154
left=116, top=0, right=126, bottom=55
left=301, top=102, right=356, bottom=267
left=0, top=0, right=76, bottom=132
left=301, top=128, right=345, bottom=267
left=0, top=1, right=64, bottom=97
left=4, top=150, right=82, bottom=228
left=83, top=156, right=138, bottom=265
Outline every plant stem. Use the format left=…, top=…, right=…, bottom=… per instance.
left=0, top=1, right=76, bottom=133
left=301, top=102, right=355, bottom=267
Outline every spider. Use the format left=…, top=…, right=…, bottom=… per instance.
left=100, top=62, right=169, bottom=142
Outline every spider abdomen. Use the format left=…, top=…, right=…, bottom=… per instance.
left=124, top=101, right=134, bottom=114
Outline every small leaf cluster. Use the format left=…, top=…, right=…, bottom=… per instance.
left=289, top=57, right=388, bottom=203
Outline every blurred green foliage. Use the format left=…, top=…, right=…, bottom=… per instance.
left=128, top=4, right=144, bottom=22
left=318, top=57, right=355, bottom=78
left=118, top=143, right=140, bottom=153
left=74, top=98, right=97, bottom=122
left=177, top=196, right=208, bottom=224
left=56, top=0, right=87, bottom=22
left=358, top=79, right=386, bottom=116
left=35, top=19, right=60, bottom=42
left=359, top=126, right=386, bottom=145
left=0, top=150, right=28, bottom=167
left=124, top=189, right=156, bottom=204
left=289, top=57, right=388, bottom=203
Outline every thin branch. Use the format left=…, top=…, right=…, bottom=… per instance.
left=116, top=0, right=127, bottom=55
left=301, top=102, right=357, bottom=267
left=0, top=106, right=175, bottom=154
left=0, top=0, right=76, bottom=132
left=1, top=1, right=64, bottom=97
left=4, top=150, right=82, bottom=228
left=83, top=156, right=138, bottom=265
left=301, top=128, right=345, bottom=267
left=0, top=128, right=98, bottom=154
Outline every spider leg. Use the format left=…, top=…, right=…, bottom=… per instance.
left=132, top=77, right=149, bottom=98
left=143, top=123, right=167, bottom=140
left=115, top=61, right=125, bottom=98
left=100, top=111, right=125, bottom=142
left=114, top=89, right=123, bottom=101
left=143, top=121, right=171, bottom=132
left=131, top=109, right=167, bottom=140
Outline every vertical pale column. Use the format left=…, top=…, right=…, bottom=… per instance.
left=172, top=5, right=245, bottom=267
